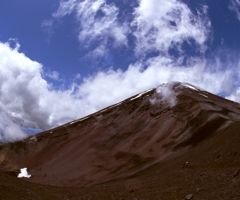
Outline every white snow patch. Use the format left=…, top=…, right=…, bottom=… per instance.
left=181, top=83, right=200, bottom=91
left=99, top=101, right=123, bottom=113
left=200, top=93, right=208, bottom=98
left=130, top=94, right=142, bottom=101
left=130, top=89, right=154, bottom=101
left=29, top=136, right=37, bottom=142
left=77, top=116, right=90, bottom=122
left=99, top=107, right=111, bottom=113
left=18, top=168, right=31, bottom=178
left=108, top=101, right=123, bottom=108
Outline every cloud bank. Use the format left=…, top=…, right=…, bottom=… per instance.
left=0, top=41, right=87, bottom=140
left=1, top=0, right=240, bottom=141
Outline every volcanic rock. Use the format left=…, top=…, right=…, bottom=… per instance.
left=185, top=194, right=193, bottom=200
left=1, top=82, right=240, bottom=199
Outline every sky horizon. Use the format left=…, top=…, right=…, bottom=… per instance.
left=1, top=0, right=240, bottom=141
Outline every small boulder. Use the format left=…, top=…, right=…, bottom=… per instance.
left=185, top=194, right=193, bottom=200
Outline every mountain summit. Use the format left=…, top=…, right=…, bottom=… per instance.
left=1, top=82, right=240, bottom=199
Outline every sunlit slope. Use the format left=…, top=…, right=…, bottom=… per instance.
left=1, top=82, right=240, bottom=187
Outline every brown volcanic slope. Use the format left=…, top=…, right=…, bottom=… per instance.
left=1, top=82, right=240, bottom=199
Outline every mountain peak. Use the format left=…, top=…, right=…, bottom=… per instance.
left=1, top=82, right=240, bottom=195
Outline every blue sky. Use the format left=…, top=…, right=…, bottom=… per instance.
left=1, top=0, right=240, bottom=141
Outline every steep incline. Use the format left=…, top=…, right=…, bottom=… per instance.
left=1, top=82, right=240, bottom=187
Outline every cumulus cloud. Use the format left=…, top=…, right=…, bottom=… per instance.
left=0, top=41, right=91, bottom=141
left=0, top=112, right=27, bottom=142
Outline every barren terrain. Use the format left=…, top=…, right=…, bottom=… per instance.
left=1, top=82, right=240, bottom=199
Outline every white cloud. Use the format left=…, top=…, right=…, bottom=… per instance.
left=131, top=0, right=211, bottom=56
left=229, top=0, right=240, bottom=21
left=83, top=44, right=108, bottom=61
left=150, top=82, right=178, bottom=107
left=225, top=58, right=240, bottom=102
left=47, top=0, right=210, bottom=60
left=227, top=88, right=240, bottom=102
left=53, top=0, right=78, bottom=17
left=77, top=55, right=234, bottom=111
left=0, top=41, right=93, bottom=141
left=45, top=70, right=60, bottom=81
left=0, top=112, right=27, bottom=142
left=2, top=0, right=240, bottom=142
left=49, top=0, right=128, bottom=59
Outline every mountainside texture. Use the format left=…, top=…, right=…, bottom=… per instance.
left=1, top=82, right=240, bottom=199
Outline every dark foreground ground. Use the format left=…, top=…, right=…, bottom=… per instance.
left=1, top=122, right=240, bottom=200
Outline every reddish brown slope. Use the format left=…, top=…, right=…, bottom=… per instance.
left=1, top=82, right=240, bottom=199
